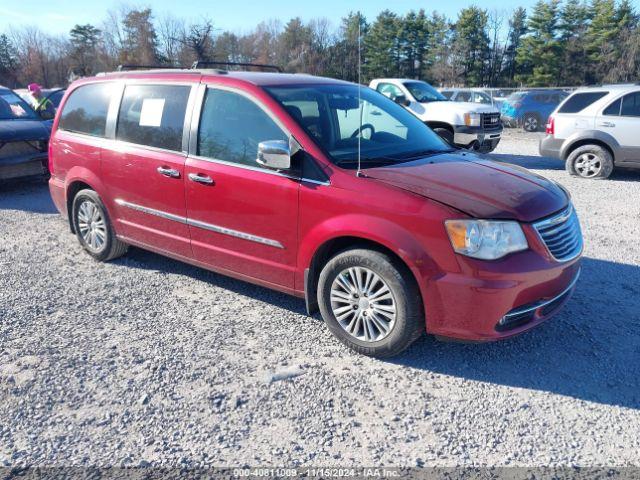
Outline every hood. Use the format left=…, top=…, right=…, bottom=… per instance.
left=423, top=101, right=499, bottom=115
left=0, top=119, right=51, bottom=143
left=363, top=152, right=568, bottom=223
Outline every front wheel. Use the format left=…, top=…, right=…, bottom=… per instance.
left=317, top=249, right=424, bottom=358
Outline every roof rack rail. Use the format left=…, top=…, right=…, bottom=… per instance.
left=116, top=64, right=183, bottom=71
left=191, top=61, right=283, bottom=73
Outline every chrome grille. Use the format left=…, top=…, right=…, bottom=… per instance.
left=481, top=113, right=501, bottom=129
left=534, top=205, right=583, bottom=262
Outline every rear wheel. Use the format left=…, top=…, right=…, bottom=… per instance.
left=522, top=113, right=540, bottom=132
left=72, top=189, right=128, bottom=261
left=565, top=145, right=614, bottom=180
left=317, top=248, right=424, bottom=358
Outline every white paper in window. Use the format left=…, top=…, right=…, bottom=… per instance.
left=139, top=98, right=165, bottom=127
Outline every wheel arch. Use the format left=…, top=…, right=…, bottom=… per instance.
left=64, top=167, right=110, bottom=233
left=300, top=218, right=436, bottom=320
left=561, top=132, right=619, bottom=163
left=425, top=121, right=454, bottom=133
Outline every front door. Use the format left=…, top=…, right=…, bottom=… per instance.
left=597, top=91, right=640, bottom=163
left=101, top=83, right=195, bottom=258
left=185, top=86, right=299, bottom=288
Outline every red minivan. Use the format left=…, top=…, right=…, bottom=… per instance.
left=48, top=67, right=583, bottom=357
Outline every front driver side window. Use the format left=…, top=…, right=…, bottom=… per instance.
left=198, top=88, right=288, bottom=167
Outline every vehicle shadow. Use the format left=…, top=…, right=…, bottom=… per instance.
left=114, top=247, right=309, bottom=316
left=0, top=178, right=58, bottom=214
left=389, top=256, right=640, bottom=410
left=488, top=153, right=564, bottom=171
left=121, top=248, right=639, bottom=410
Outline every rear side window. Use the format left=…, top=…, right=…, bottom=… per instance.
left=621, top=92, right=640, bottom=117
left=198, top=89, right=287, bottom=167
left=59, top=83, right=114, bottom=137
left=116, top=84, right=191, bottom=151
left=603, top=98, right=621, bottom=116
left=558, top=92, right=608, bottom=113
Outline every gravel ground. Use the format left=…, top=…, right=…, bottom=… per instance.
left=1, top=129, right=639, bottom=469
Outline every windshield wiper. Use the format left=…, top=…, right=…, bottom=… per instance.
left=395, top=148, right=455, bottom=160
left=334, top=156, right=401, bottom=166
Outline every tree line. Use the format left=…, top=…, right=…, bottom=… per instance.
left=0, top=0, right=638, bottom=90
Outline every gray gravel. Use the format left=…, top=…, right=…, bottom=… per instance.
left=1, top=129, right=639, bottom=468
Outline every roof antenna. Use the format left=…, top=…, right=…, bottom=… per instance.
left=356, top=13, right=363, bottom=178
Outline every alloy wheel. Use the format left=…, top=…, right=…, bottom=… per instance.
left=574, top=152, right=602, bottom=178
left=77, top=200, right=107, bottom=252
left=524, top=116, right=538, bottom=131
left=330, top=267, right=397, bottom=342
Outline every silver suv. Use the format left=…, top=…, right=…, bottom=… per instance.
left=540, top=84, right=640, bottom=179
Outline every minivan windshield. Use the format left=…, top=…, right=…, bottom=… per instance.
left=403, top=82, right=448, bottom=103
left=0, top=90, right=38, bottom=120
left=266, top=84, right=452, bottom=168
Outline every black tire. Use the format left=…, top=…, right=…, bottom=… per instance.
left=71, top=189, right=128, bottom=261
left=565, top=144, right=614, bottom=180
left=433, top=127, right=454, bottom=146
left=317, top=248, right=424, bottom=358
left=522, top=113, right=541, bottom=132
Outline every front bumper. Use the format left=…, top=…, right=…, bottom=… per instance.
left=501, top=115, right=518, bottom=128
left=453, top=125, right=503, bottom=153
left=422, top=228, right=582, bottom=341
left=0, top=153, right=48, bottom=180
left=539, top=135, right=564, bottom=159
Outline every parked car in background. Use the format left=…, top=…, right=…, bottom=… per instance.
left=540, top=84, right=640, bottom=179
left=439, top=88, right=503, bottom=109
left=0, top=86, right=51, bottom=180
left=48, top=67, right=581, bottom=357
left=370, top=79, right=502, bottom=152
left=501, top=90, right=569, bottom=132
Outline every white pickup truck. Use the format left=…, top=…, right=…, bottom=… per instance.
left=369, top=79, right=503, bottom=153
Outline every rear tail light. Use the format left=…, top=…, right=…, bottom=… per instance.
left=546, top=116, right=555, bottom=135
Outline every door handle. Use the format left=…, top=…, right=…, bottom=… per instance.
left=599, top=122, right=615, bottom=127
left=188, top=173, right=214, bottom=185
left=157, top=166, right=180, bottom=178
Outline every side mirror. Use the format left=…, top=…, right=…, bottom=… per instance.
left=257, top=140, right=291, bottom=170
left=394, top=95, right=410, bottom=107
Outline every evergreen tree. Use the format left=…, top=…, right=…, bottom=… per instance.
left=586, top=0, right=619, bottom=82
left=516, top=0, right=562, bottom=86
left=558, top=0, right=589, bottom=85
left=425, top=12, right=453, bottom=85
left=399, top=10, right=429, bottom=79
left=0, top=34, right=19, bottom=87
left=503, top=7, right=528, bottom=86
left=452, top=6, right=490, bottom=86
left=364, top=10, right=401, bottom=80
left=69, top=24, right=101, bottom=76
left=120, top=8, right=160, bottom=65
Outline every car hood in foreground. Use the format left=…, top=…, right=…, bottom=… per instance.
left=0, top=119, right=51, bottom=143
left=363, top=152, right=568, bottom=223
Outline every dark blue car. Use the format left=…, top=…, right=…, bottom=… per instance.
left=501, top=90, right=569, bottom=132
left=0, top=86, right=51, bottom=181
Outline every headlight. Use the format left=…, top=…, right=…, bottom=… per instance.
left=445, top=219, right=528, bottom=260
left=464, top=112, right=481, bottom=127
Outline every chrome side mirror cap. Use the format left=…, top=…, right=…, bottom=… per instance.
left=257, top=140, right=291, bottom=170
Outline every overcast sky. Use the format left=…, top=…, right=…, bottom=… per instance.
left=0, top=0, right=549, bottom=36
